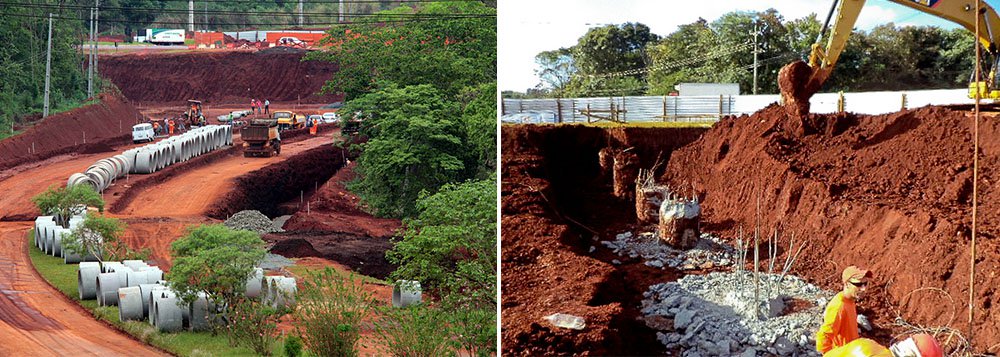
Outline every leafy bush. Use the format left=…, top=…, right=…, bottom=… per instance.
left=62, top=213, right=148, bottom=262
left=449, top=307, right=496, bottom=357
left=374, top=306, right=455, bottom=357
left=226, top=297, right=284, bottom=356
left=295, top=268, right=377, bottom=357
left=167, top=224, right=266, bottom=307
left=32, top=184, right=104, bottom=225
left=283, top=335, right=303, bottom=357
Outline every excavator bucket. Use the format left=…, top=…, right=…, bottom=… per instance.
left=778, top=60, right=823, bottom=117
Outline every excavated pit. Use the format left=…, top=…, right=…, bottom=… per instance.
left=501, top=125, right=705, bottom=356
left=503, top=102, right=1000, bottom=354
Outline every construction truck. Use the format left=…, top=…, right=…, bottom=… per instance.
left=184, top=100, right=206, bottom=128
left=272, top=110, right=305, bottom=131
left=241, top=119, right=281, bottom=157
left=780, top=0, right=1000, bottom=114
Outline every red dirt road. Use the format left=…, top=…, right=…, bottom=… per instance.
left=0, top=222, right=166, bottom=356
left=116, top=135, right=332, bottom=217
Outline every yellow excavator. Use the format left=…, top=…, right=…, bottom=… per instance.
left=780, top=0, right=1000, bottom=115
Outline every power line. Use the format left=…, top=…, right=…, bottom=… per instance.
left=1, top=3, right=493, bottom=19
left=0, top=11, right=493, bottom=27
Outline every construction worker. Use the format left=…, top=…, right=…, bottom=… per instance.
left=817, top=266, right=872, bottom=354
left=168, top=119, right=175, bottom=135
left=822, top=333, right=943, bottom=357
left=152, top=121, right=161, bottom=136
left=264, top=99, right=269, bottom=114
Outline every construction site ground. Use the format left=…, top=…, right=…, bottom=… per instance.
left=0, top=50, right=398, bottom=354
left=502, top=104, right=1000, bottom=355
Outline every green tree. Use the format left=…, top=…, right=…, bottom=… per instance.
left=307, top=2, right=496, bottom=100
left=32, top=184, right=104, bottom=225
left=565, top=22, right=659, bottom=97
left=343, top=83, right=466, bottom=218
left=458, top=81, right=497, bottom=178
left=387, top=179, right=496, bottom=308
left=534, top=48, right=575, bottom=96
left=167, top=224, right=266, bottom=307
left=62, top=213, right=147, bottom=263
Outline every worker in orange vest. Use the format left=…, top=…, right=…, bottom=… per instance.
left=168, top=119, right=175, bottom=135
left=817, top=266, right=872, bottom=353
left=152, top=121, right=161, bottom=136
left=822, top=333, right=943, bottom=357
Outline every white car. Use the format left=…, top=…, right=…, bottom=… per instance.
left=322, top=112, right=339, bottom=124
left=308, top=114, right=323, bottom=125
left=277, top=37, right=305, bottom=47
left=132, top=123, right=155, bottom=143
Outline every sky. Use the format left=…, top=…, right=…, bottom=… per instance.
left=498, top=0, right=999, bottom=92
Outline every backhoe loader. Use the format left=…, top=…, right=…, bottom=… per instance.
left=780, top=0, right=1000, bottom=115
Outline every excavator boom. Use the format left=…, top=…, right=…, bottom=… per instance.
left=780, top=0, right=1000, bottom=116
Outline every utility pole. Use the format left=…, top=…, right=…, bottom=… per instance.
left=205, top=2, right=208, bottom=32
left=43, top=13, right=52, bottom=118
left=339, top=0, right=344, bottom=22
left=189, top=0, right=194, bottom=32
left=299, top=0, right=304, bottom=26
left=94, top=0, right=99, bottom=91
left=87, top=6, right=93, bottom=97
left=752, top=22, right=760, bottom=95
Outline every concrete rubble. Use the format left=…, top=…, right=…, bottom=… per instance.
left=642, top=272, right=830, bottom=357
left=601, top=231, right=735, bottom=270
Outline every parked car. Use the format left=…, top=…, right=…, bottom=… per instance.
left=307, top=114, right=323, bottom=126
left=322, top=112, right=339, bottom=124
left=277, top=37, right=305, bottom=47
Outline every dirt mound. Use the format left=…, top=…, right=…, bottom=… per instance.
left=269, top=238, right=322, bottom=258
left=98, top=51, right=342, bottom=104
left=0, top=92, right=139, bottom=171
left=662, top=104, right=1000, bottom=351
left=265, top=232, right=395, bottom=279
left=282, top=161, right=401, bottom=239
left=501, top=124, right=705, bottom=355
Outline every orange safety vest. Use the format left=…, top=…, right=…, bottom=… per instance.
left=816, top=292, right=859, bottom=353
left=823, top=338, right=891, bottom=357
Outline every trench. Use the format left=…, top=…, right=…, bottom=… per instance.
left=524, top=125, right=706, bottom=355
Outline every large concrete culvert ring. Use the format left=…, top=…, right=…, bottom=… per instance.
left=96, top=272, right=122, bottom=306
left=147, top=285, right=169, bottom=325
left=138, top=283, right=162, bottom=318
left=188, top=292, right=216, bottom=332
left=265, top=276, right=297, bottom=309
left=118, top=286, right=144, bottom=321
left=152, top=290, right=184, bottom=332
left=392, top=280, right=422, bottom=308
left=244, top=267, right=263, bottom=298
left=78, top=262, right=101, bottom=300
left=34, top=216, right=55, bottom=249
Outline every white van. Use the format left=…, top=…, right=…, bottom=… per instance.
left=132, top=123, right=155, bottom=143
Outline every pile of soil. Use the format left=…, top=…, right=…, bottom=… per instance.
left=501, top=125, right=704, bottom=355
left=0, top=92, right=139, bottom=171
left=662, top=104, right=1000, bottom=351
left=98, top=51, right=342, bottom=104
left=265, top=232, right=395, bottom=279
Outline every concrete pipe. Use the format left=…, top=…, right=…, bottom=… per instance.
left=171, top=140, right=183, bottom=163
left=68, top=215, right=85, bottom=228
left=134, top=150, right=156, bottom=174
left=125, top=269, right=147, bottom=287
left=144, top=267, right=164, bottom=282
left=392, top=280, right=422, bottom=308
left=138, top=283, right=162, bottom=318
left=122, top=149, right=139, bottom=170
left=77, top=262, right=101, bottom=300
left=65, top=247, right=100, bottom=264
left=188, top=292, right=216, bottom=332
left=118, top=286, right=144, bottom=321
left=84, top=171, right=105, bottom=192
left=67, top=172, right=89, bottom=188
left=108, top=265, right=133, bottom=287
left=123, top=260, right=147, bottom=271
left=112, top=155, right=131, bottom=176
left=48, top=227, right=69, bottom=257
left=34, top=217, right=55, bottom=249
left=152, top=290, right=184, bottom=332
left=96, top=272, right=122, bottom=306
left=148, top=285, right=169, bottom=325
left=102, top=261, right=125, bottom=273
left=244, top=268, right=264, bottom=298
left=39, top=225, right=52, bottom=252
left=268, top=277, right=297, bottom=309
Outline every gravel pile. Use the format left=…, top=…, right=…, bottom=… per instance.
left=601, top=231, right=735, bottom=270
left=641, top=272, right=830, bottom=356
left=224, top=210, right=284, bottom=234
left=259, top=253, right=294, bottom=270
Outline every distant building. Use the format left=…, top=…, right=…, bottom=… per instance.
left=674, top=83, right=740, bottom=96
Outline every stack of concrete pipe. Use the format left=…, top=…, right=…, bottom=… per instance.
left=67, top=125, right=232, bottom=188
left=34, top=214, right=98, bottom=264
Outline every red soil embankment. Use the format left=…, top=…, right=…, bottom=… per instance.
left=0, top=92, right=139, bottom=172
